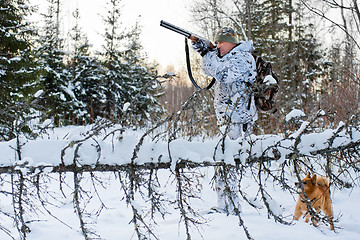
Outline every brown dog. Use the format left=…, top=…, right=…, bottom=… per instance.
left=293, top=172, right=334, bottom=230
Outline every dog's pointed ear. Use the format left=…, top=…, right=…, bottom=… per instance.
left=312, top=174, right=317, bottom=182
left=306, top=172, right=311, bottom=178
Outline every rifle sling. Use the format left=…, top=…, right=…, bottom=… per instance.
left=185, top=38, right=215, bottom=90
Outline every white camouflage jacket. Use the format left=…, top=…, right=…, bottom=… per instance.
left=201, top=41, right=258, bottom=126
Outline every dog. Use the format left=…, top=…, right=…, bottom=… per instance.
left=293, top=172, right=334, bottom=230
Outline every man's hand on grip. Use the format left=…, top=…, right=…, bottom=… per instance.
left=190, top=38, right=212, bottom=57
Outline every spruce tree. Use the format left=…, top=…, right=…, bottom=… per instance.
left=0, top=0, right=39, bottom=140
left=101, top=0, right=125, bottom=122
left=68, top=8, right=105, bottom=124
left=36, top=0, right=73, bottom=126
left=117, top=23, right=163, bottom=126
left=101, top=0, right=162, bottom=126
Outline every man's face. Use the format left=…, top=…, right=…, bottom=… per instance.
left=216, top=41, right=236, bottom=57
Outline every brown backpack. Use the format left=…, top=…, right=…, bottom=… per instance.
left=251, top=52, right=279, bottom=113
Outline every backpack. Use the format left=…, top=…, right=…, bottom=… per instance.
left=251, top=52, right=279, bottom=113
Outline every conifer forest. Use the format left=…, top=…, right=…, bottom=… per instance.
left=1, top=0, right=360, bottom=239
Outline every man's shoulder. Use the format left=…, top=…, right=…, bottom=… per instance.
left=226, top=45, right=254, bottom=61
left=232, top=41, right=254, bottom=53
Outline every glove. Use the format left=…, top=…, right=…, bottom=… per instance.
left=191, top=39, right=211, bottom=57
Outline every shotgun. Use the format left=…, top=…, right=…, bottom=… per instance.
left=160, top=20, right=216, bottom=49
left=159, top=20, right=216, bottom=90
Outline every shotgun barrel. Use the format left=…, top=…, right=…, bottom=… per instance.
left=160, top=20, right=192, bottom=38
left=160, top=20, right=215, bottom=48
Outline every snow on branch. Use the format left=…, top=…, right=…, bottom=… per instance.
left=0, top=112, right=360, bottom=174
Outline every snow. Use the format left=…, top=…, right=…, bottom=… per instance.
left=34, top=89, right=44, bottom=98
left=9, top=56, right=22, bottom=62
left=0, top=125, right=360, bottom=239
left=165, top=72, right=176, bottom=77
left=123, top=102, right=131, bottom=112
left=285, top=109, right=306, bottom=122
left=264, top=74, right=277, bottom=85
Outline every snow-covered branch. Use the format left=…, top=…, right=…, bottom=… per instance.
left=2, top=111, right=359, bottom=173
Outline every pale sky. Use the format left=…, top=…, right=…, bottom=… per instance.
left=31, top=0, right=197, bottom=70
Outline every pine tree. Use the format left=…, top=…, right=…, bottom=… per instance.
left=101, top=0, right=162, bottom=126
left=117, top=23, right=163, bottom=126
left=67, top=8, right=105, bottom=124
left=101, top=0, right=125, bottom=122
left=0, top=0, right=39, bottom=140
left=36, top=0, right=73, bottom=126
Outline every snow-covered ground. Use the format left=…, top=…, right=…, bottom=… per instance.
left=1, top=169, right=359, bottom=240
left=0, top=123, right=360, bottom=239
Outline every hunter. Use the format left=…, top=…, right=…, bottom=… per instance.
left=191, top=27, right=258, bottom=140
left=191, top=27, right=258, bottom=214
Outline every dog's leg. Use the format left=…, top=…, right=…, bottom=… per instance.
left=293, top=212, right=301, bottom=221
left=312, top=218, right=318, bottom=227
left=312, top=209, right=320, bottom=227
left=324, top=205, right=334, bottom=230
left=327, top=215, right=334, bottom=230
left=293, top=199, right=303, bottom=221
left=305, top=210, right=318, bottom=227
left=323, top=191, right=335, bottom=230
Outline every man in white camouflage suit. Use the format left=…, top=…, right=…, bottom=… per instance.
left=192, top=27, right=257, bottom=214
left=192, top=27, right=257, bottom=140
